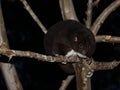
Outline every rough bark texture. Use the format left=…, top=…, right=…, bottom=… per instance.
left=0, top=1, right=23, bottom=90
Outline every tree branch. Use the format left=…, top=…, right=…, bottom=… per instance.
left=0, top=45, right=80, bottom=63
left=0, top=1, right=23, bottom=90
left=0, top=43, right=119, bottom=71
left=91, top=0, right=120, bottom=35
left=59, top=0, right=80, bottom=89
left=95, top=35, right=120, bottom=43
left=0, top=43, right=119, bottom=89
left=20, top=0, right=47, bottom=34
left=59, top=0, right=79, bottom=21
left=93, top=0, right=100, bottom=7
left=59, top=75, right=75, bottom=90
left=93, top=61, right=120, bottom=71
left=85, top=0, right=93, bottom=29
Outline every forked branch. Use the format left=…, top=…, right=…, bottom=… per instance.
left=0, top=1, right=23, bottom=90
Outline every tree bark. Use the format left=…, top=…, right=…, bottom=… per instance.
left=0, top=1, right=23, bottom=90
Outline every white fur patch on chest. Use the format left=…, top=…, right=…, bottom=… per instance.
left=65, top=49, right=86, bottom=58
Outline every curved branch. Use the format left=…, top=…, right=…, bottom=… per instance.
left=91, top=0, right=120, bottom=35
left=59, top=0, right=79, bottom=21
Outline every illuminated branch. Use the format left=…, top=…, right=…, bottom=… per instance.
left=59, top=75, right=75, bottom=90
left=85, top=0, right=93, bottom=29
left=59, top=0, right=79, bottom=89
left=0, top=1, right=23, bottom=90
left=0, top=43, right=119, bottom=90
left=91, top=0, right=120, bottom=35
left=95, top=35, right=120, bottom=43
left=20, top=0, right=47, bottom=34
left=0, top=44, right=80, bottom=63
left=0, top=44, right=120, bottom=75
left=0, top=43, right=119, bottom=71
left=59, top=0, right=79, bottom=21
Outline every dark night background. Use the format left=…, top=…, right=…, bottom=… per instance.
left=1, top=0, right=120, bottom=90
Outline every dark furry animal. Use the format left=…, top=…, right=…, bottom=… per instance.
left=44, top=20, right=96, bottom=73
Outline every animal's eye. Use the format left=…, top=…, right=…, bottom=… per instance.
left=79, top=43, right=83, bottom=49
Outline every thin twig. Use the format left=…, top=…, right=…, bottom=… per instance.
left=95, top=35, right=120, bottom=43
left=91, top=0, right=120, bottom=35
left=20, top=0, right=47, bottom=34
left=85, top=0, right=93, bottom=29
left=59, top=75, right=75, bottom=90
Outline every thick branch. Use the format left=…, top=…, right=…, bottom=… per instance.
left=0, top=46, right=80, bottom=63
left=73, top=63, right=92, bottom=90
left=0, top=6, right=8, bottom=45
left=0, top=46, right=119, bottom=72
left=95, top=35, right=120, bottom=43
left=59, top=0, right=79, bottom=21
left=0, top=1, right=23, bottom=90
left=59, top=0, right=80, bottom=89
left=91, top=0, right=120, bottom=35
left=20, top=0, right=47, bottom=34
